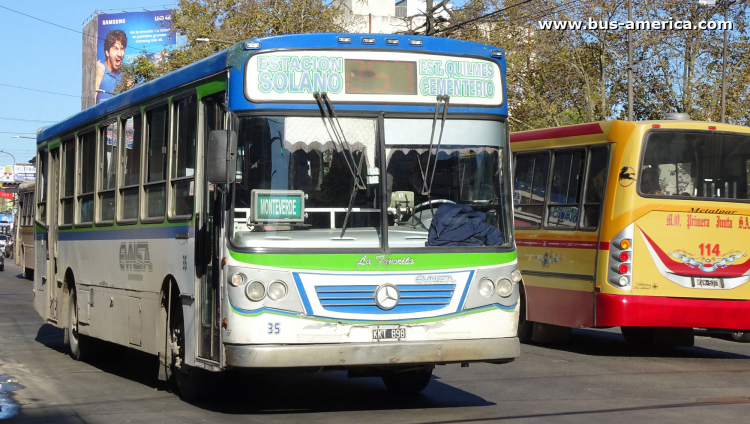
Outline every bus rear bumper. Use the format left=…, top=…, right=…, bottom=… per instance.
left=596, top=293, right=750, bottom=330
left=225, top=337, right=520, bottom=368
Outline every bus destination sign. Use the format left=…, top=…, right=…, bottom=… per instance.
left=251, top=189, right=306, bottom=223
left=245, top=50, right=503, bottom=106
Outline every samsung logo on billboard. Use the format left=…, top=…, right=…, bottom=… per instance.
left=102, top=18, right=126, bottom=25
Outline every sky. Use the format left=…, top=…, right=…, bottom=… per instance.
left=0, top=1, right=179, bottom=169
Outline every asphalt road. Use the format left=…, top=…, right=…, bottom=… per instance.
left=2, top=260, right=750, bottom=423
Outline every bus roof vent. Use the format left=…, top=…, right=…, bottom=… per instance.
left=664, top=112, right=691, bottom=121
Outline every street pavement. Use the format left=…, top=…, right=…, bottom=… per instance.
left=2, top=260, right=750, bottom=423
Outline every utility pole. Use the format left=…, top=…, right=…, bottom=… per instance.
left=627, top=0, right=633, bottom=121
left=720, top=1, right=729, bottom=123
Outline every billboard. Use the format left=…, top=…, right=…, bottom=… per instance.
left=94, top=10, right=176, bottom=105
left=13, top=165, right=35, bottom=182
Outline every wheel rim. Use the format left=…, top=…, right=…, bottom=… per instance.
left=70, top=296, right=79, bottom=346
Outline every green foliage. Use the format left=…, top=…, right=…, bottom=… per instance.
left=118, top=0, right=346, bottom=91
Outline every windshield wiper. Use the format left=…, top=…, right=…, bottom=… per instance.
left=313, top=92, right=366, bottom=238
left=420, top=95, right=450, bottom=196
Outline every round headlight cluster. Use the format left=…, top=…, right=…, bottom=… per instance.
left=496, top=278, right=513, bottom=297
left=478, top=278, right=495, bottom=297
left=268, top=281, right=288, bottom=301
left=245, top=281, right=266, bottom=301
left=510, top=270, right=522, bottom=283
left=230, top=273, right=244, bottom=287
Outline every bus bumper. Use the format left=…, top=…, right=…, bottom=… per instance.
left=225, top=337, right=520, bottom=368
left=596, top=293, right=750, bottom=330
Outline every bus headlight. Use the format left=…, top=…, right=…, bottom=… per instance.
left=478, top=278, right=495, bottom=297
left=496, top=278, right=513, bottom=297
left=268, top=281, right=288, bottom=301
left=245, top=281, right=265, bottom=301
left=510, top=270, right=522, bottom=283
left=230, top=273, right=244, bottom=287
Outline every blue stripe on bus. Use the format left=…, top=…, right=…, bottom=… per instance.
left=292, top=273, right=313, bottom=315
left=57, top=225, right=195, bottom=241
left=457, top=270, right=476, bottom=310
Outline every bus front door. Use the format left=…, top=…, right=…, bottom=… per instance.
left=196, top=94, right=225, bottom=363
left=46, top=148, right=60, bottom=323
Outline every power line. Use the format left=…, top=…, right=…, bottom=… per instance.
left=0, top=83, right=81, bottom=99
left=434, top=0, right=535, bottom=34
left=0, top=132, right=36, bottom=135
left=0, top=117, right=58, bottom=123
left=0, top=5, right=146, bottom=53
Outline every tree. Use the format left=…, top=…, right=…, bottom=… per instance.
left=118, top=0, right=350, bottom=91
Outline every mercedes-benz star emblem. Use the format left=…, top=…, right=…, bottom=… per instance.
left=375, top=284, right=400, bottom=310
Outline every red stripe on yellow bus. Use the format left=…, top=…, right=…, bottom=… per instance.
left=596, top=293, right=750, bottom=330
left=510, top=122, right=604, bottom=143
left=525, top=285, right=594, bottom=328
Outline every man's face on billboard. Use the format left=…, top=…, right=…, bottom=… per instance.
left=106, top=40, right=125, bottom=73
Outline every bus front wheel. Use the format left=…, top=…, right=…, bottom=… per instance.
left=381, top=367, right=433, bottom=394
left=731, top=331, right=750, bottom=343
left=517, top=285, right=533, bottom=343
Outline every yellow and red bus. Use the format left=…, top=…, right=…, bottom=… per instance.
left=510, top=115, right=750, bottom=345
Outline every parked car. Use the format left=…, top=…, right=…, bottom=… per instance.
left=4, top=239, right=12, bottom=258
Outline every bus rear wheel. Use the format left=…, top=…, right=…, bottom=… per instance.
left=381, top=367, right=433, bottom=394
left=66, top=290, right=91, bottom=361
left=731, top=331, right=750, bottom=343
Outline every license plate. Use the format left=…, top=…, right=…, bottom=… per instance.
left=372, top=328, right=406, bottom=340
left=693, top=277, right=723, bottom=288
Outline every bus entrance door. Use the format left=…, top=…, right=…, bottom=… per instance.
left=197, top=94, right=225, bottom=363
left=46, top=148, right=60, bottom=322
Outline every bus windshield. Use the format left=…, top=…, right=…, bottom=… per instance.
left=231, top=116, right=509, bottom=249
left=384, top=119, right=508, bottom=248
left=233, top=116, right=382, bottom=249
left=640, top=130, right=750, bottom=201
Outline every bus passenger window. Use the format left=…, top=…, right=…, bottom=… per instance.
left=171, top=95, right=197, bottom=218
left=78, top=132, right=96, bottom=224
left=120, top=115, right=142, bottom=221
left=37, top=151, right=48, bottom=224
left=582, top=146, right=608, bottom=229
left=513, top=153, right=549, bottom=227
left=99, top=122, right=118, bottom=223
left=547, top=150, right=584, bottom=228
left=145, top=106, right=168, bottom=220
left=60, top=138, right=76, bottom=226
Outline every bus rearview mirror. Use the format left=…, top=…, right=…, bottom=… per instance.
left=207, top=130, right=237, bottom=184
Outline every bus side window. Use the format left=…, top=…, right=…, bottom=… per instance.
left=98, top=122, right=118, bottom=224
left=144, top=105, right=169, bottom=221
left=37, top=150, right=48, bottom=224
left=120, top=115, right=142, bottom=222
left=78, top=131, right=96, bottom=225
left=513, top=152, right=550, bottom=228
left=171, top=95, right=197, bottom=219
left=60, top=138, right=76, bottom=226
left=547, top=150, right=585, bottom=228
left=581, top=146, right=608, bottom=229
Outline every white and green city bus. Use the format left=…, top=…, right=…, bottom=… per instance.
left=33, top=33, right=520, bottom=400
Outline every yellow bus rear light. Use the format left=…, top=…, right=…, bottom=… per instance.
left=619, top=239, right=631, bottom=250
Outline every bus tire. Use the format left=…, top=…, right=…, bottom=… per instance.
left=731, top=331, right=750, bottom=343
left=517, top=285, right=533, bottom=343
left=621, top=326, right=654, bottom=347
left=67, top=290, right=91, bottom=361
left=170, top=309, right=212, bottom=401
left=382, top=367, right=433, bottom=394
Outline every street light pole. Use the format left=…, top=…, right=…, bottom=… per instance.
left=0, top=150, right=16, bottom=164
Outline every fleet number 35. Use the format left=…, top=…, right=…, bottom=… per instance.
left=268, top=323, right=280, bottom=334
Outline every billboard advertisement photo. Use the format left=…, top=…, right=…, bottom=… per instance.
left=94, top=10, right=176, bottom=104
